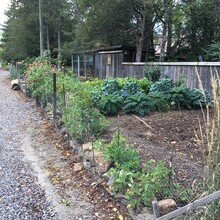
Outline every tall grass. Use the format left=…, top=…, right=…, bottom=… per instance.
left=195, top=67, right=220, bottom=219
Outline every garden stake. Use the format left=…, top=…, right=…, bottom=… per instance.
left=117, top=115, right=120, bottom=148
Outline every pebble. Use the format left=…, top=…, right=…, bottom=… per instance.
left=0, top=72, right=58, bottom=219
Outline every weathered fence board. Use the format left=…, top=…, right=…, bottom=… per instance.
left=122, top=62, right=220, bottom=93
left=154, top=190, right=220, bottom=220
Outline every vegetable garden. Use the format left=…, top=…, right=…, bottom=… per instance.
left=14, top=57, right=220, bottom=219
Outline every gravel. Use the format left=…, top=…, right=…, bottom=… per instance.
left=0, top=70, right=58, bottom=219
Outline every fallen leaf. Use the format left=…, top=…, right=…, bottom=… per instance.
left=118, top=215, right=124, bottom=220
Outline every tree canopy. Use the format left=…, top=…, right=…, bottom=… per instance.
left=1, top=0, right=220, bottom=62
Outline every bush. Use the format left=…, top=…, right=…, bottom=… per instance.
left=144, top=65, right=161, bottom=82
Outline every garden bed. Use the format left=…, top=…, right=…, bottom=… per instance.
left=101, top=108, right=206, bottom=188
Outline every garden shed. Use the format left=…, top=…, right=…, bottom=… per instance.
left=71, top=45, right=146, bottom=78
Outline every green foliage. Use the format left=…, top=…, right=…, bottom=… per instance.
left=63, top=81, right=108, bottom=142
left=147, top=92, right=170, bottom=111
left=124, top=93, right=150, bottom=116
left=26, top=59, right=53, bottom=98
left=137, top=78, right=152, bottom=93
left=144, top=65, right=161, bottom=82
left=150, top=78, right=175, bottom=94
left=102, top=132, right=141, bottom=172
left=96, top=94, right=123, bottom=116
left=204, top=41, right=220, bottom=61
left=102, top=79, right=120, bottom=95
left=190, top=88, right=211, bottom=108
left=121, top=80, right=142, bottom=98
left=125, top=160, right=173, bottom=207
left=169, top=86, right=192, bottom=109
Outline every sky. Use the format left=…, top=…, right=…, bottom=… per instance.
left=0, top=0, right=10, bottom=26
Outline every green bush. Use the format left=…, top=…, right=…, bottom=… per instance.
left=144, top=65, right=161, bottom=82
left=96, top=94, right=123, bottom=116
left=150, top=78, right=175, bottom=94
left=124, top=93, right=150, bottom=116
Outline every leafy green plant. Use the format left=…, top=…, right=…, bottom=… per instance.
left=101, top=79, right=120, bottom=95
left=190, top=88, right=211, bottom=108
left=147, top=92, right=170, bottom=111
left=137, top=78, right=152, bottom=93
left=121, top=80, right=142, bottom=98
left=126, top=160, right=172, bottom=208
left=63, top=81, right=108, bottom=142
left=150, top=78, right=175, bottom=94
left=169, top=86, right=192, bottom=109
left=124, top=93, right=150, bottom=116
left=97, top=94, right=123, bottom=115
left=204, top=41, right=220, bottom=61
left=144, top=65, right=162, bottom=82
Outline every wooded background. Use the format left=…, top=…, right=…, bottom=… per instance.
left=1, top=0, right=220, bottom=63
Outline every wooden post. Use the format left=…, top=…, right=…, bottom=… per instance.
left=53, top=71, right=57, bottom=127
left=152, top=200, right=160, bottom=218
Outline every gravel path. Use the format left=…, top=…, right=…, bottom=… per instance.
left=0, top=70, right=93, bottom=220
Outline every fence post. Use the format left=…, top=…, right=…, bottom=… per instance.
left=53, top=71, right=57, bottom=127
left=152, top=200, right=160, bottom=218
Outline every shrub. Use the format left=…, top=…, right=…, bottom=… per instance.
left=144, top=65, right=161, bottom=82
left=124, top=93, right=150, bottom=116
left=96, top=94, right=123, bottom=116
left=150, top=78, right=175, bottom=94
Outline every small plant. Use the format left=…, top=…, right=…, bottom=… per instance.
left=97, top=94, right=123, bottom=115
left=190, top=88, right=211, bottom=108
left=124, top=93, right=150, bottom=116
left=137, top=78, right=152, bottom=93
left=169, top=86, right=192, bottom=109
left=144, top=65, right=161, bottom=82
left=101, top=79, right=120, bottom=95
left=98, top=132, right=141, bottom=172
left=147, top=92, right=170, bottom=111
left=121, top=80, right=142, bottom=98
left=150, top=78, right=175, bottom=94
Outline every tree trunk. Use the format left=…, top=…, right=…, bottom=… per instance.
left=46, top=24, right=50, bottom=52
left=159, top=0, right=169, bottom=62
left=136, top=3, right=147, bottom=62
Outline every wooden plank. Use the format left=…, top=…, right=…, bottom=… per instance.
left=156, top=190, right=220, bottom=220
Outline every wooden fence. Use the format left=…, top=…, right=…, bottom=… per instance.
left=122, top=62, right=220, bottom=93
